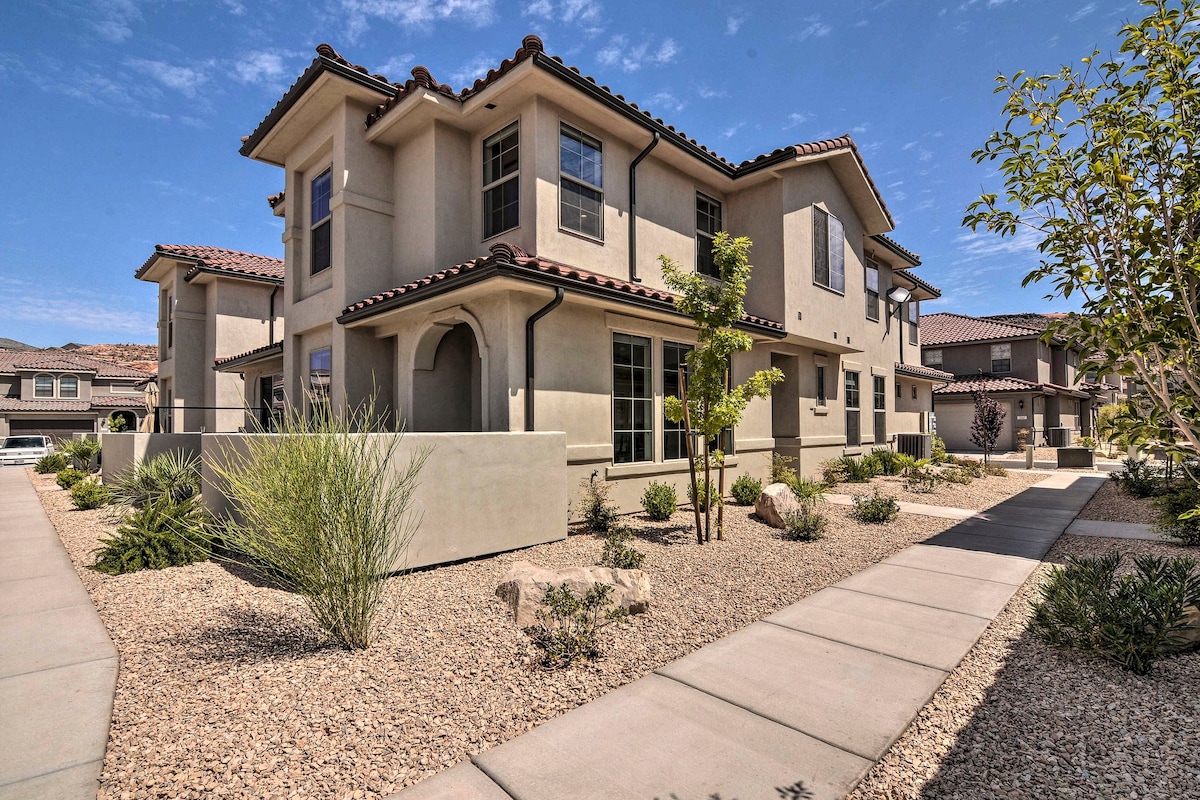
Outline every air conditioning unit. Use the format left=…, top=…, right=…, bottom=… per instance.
left=1047, top=427, right=1071, bottom=448
left=896, top=433, right=932, bottom=460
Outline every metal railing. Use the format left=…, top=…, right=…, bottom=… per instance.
left=151, top=405, right=265, bottom=434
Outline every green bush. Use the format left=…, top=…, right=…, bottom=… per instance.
left=59, top=438, right=102, bottom=472
left=851, top=490, right=899, bottom=524
left=1029, top=552, right=1200, bottom=675
left=730, top=474, right=762, bottom=505
left=640, top=481, right=678, bottom=521
left=91, top=495, right=211, bottom=575
left=526, top=582, right=628, bottom=668
left=790, top=477, right=829, bottom=507
left=770, top=453, right=798, bottom=487
left=688, top=478, right=720, bottom=511
left=1113, top=457, right=1164, bottom=499
left=905, top=470, right=938, bottom=493
left=599, top=525, right=646, bottom=570
left=982, top=462, right=1009, bottom=477
left=110, top=451, right=201, bottom=508
left=782, top=508, right=827, bottom=541
left=56, top=468, right=86, bottom=490
left=1156, top=484, right=1200, bottom=546
left=837, top=455, right=877, bottom=483
left=70, top=477, right=112, bottom=510
left=931, top=434, right=948, bottom=464
left=868, top=448, right=903, bottom=477
left=1080, top=436, right=1098, bottom=449
left=957, top=458, right=985, bottom=479
left=34, top=453, right=68, bottom=474
left=106, top=412, right=128, bottom=433
left=577, top=473, right=619, bottom=532
left=819, top=459, right=847, bottom=487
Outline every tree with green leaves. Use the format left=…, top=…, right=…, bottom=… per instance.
left=661, top=232, right=784, bottom=544
left=970, top=390, right=1007, bottom=463
left=964, top=0, right=1200, bottom=462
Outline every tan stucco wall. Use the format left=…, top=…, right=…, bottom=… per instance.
left=100, top=433, right=203, bottom=484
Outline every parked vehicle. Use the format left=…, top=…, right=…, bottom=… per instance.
left=0, top=435, right=54, bottom=466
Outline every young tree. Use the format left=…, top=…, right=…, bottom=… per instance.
left=662, top=233, right=784, bottom=544
left=970, top=390, right=1007, bottom=463
left=964, top=0, right=1200, bottom=461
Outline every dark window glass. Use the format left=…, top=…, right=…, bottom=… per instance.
left=696, top=193, right=722, bottom=278
left=560, top=124, right=603, bottom=239
left=907, top=299, right=919, bottom=345
left=663, top=341, right=693, bottom=460
left=311, top=169, right=332, bottom=274
left=560, top=179, right=603, bottom=239
left=34, top=375, right=53, bottom=398
left=483, top=122, right=519, bottom=239
left=813, top=207, right=845, bottom=292
left=816, top=364, right=826, bottom=406
left=311, top=220, right=331, bottom=275
left=309, top=347, right=331, bottom=418
left=865, top=264, right=880, bottom=321
left=845, top=370, right=861, bottom=445
left=613, top=333, right=652, bottom=464
left=59, top=376, right=78, bottom=399
left=845, top=371, right=860, bottom=409
left=873, top=375, right=885, bottom=410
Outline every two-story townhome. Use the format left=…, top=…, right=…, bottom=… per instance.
left=135, top=245, right=284, bottom=433
left=230, top=34, right=946, bottom=506
left=920, top=312, right=1101, bottom=452
left=0, top=351, right=151, bottom=440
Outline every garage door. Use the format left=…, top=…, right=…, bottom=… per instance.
left=934, top=400, right=1014, bottom=453
left=8, top=418, right=95, bottom=443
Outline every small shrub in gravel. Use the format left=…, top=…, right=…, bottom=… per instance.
left=91, top=495, right=212, bottom=575
left=771, top=453, right=798, bottom=487
left=577, top=473, right=619, bottom=531
left=905, top=470, right=938, bottom=494
left=56, top=468, right=85, bottom=490
left=982, top=462, right=1009, bottom=477
left=110, top=450, right=201, bottom=508
left=599, top=525, right=646, bottom=570
left=1113, top=457, right=1165, bottom=498
left=957, top=458, right=985, bottom=479
left=1156, top=483, right=1200, bottom=546
left=790, top=477, right=829, bottom=506
left=525, top=582, right=628, bottom=668
left=1029, top=552, right=1200, bottom=675
left=851, top=490, right=900, bottom=524
left=931, top=434, right=948, bottom=464
left=868, top=448, right=903, bottom=477
left=730, top=474, right=762, bottom=505
left=837, top=455, right=877, bottom=483
left=782, top=508, right=827, bottom=541
left=688, top=478, right=720, bottom=511
left=640, top=481, right=677, bottom=521
left=70, top=477, right=112, bottom=510
left=60, top=437, right=102, bottom=473
left=819, top=458, right=847, bottom=487
left=940, top=465, right=975, bottom=485
left=34, top=452, right=68, bottom=474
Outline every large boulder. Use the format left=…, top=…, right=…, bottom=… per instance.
left=755, top=482, right=801, bottom=529
left=496, top=560, right=650, bottom=628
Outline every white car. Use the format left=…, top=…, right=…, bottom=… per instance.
left=0, top=435, right=54, bottom=467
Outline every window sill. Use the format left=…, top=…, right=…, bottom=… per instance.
left=558, top=226, right=604, bottom=245
left=813, top=283, right=846, bottom=297
left=483, top=224, right=522, bottom=244
left=812, top=406, right=829, bottom=416
left=606, top=456, right=738, bottom=480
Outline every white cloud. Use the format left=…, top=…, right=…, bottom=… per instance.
left=654, top=38, right=678, bottom=64
left=851, top=122, right=869, bottom=135
left=797, top=16, right=832, bottom=41
left=784, top=111, right=814, bottom=129
left=376, top=54, right=415, bottom=79
left=723, top=122, right=744, bottom=139
left=91, top=0, right=141, bottom=42
left=1068, top=3, right=1096, bottom=22
left=525, top=0, right=602, bottom=26
left=697, top=86, right=728, bottom=100
left=339, top=0, right=497, bottom=40
left=596, top=35, right=678, bottom=71
left=233, top=50, right=295, bottom=86
left=0, top=277, right=157, bottom=340
left=449, top=52, right=500, bottom=87
left=954, top=226, right=1043, bottom=261
left=648, top=90, right=684, bottom=113
left=725, top=13, right=744, bottom=34
left=124, top=57, right=214, bottom=98
left=901, top=141, right=919, bottom=151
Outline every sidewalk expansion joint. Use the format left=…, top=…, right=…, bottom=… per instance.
left=875, top=561, right=1030, bottom=588
left=758, top=618, right=960, bottom=673
left=0, top=654, right=118, bottom=683
left=830, top=586, right=994, bottom=622
left=0, top=756, right=103, bottom=789
left=468, top=757, right=521, bottom=800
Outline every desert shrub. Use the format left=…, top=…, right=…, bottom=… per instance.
left=905, top=470, right=938, bottom=493
left=1029, top=552, right=1200, bottom=675
left=209, top=399, right=427, bottom=650
left=957, top=458, right=985, bottom=479
left=91, top=495, right=211, bottom=575
left=1015, top=428, right=1030, bottom=452
left=790, top=477, right=829, bottom=507
left=526, top=582, right=628, bottom=668
left=1156, top=484, right=1200, bottom=546
left=896, top=453, right=932, bottom=477
left=837, top=455, right=876, bottom=483
left=1112, top=457, right=1164, bottom=499
left=577, top=473, right=619, bottom=532
left=940, top=466, right=974, bottom=485
left=982, top=462, right=1009, bottom=477
left=70, top=477, right=112, bottom=510
left=640, top=481, right=677, bottom=521
left=34, top=452, right=68, bottom=474
left=599, top=525, right=646, bottom=570
left=782, top=508, right=827, bottom=541
left=730, top=474, right=763, bottom=505
left=110, top=451, right=201, bottom=508
left=819, top=458, right=847, bottom=487
left=1080, top=436, right=1098, bottom=449
left=851, top=490, right=899, bottom=524
left=931, top=434, right=948, bottom=464
left=688, top=478, right=720, bottom=511
left=869, top=448, right=903, bottom=477
left=106, top=412, right=128, bottom=432
left=60, top=438, right=102, bottom=472
left=56, top=468, right=86, bottom=490
left=770, top=453, right=798, bottom=487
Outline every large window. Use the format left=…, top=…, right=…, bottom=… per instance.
left=59, top=376, right=78, bottom=399
left=559, top=124, right=603, bottom=239
left=613, top=334, right=653, bottom=464
left=34, top=375, right=53, bottom=398
left=309, top=347, right=331, bottom=418
left=991, top=343, right=1012, bottom=374
left=483, top=122, right=520, bottom=239
left=865, top=262, right=880, bottom=321
left=311, top=169, right=332, bottom=275
left=813, top=206, right=845, bottom=293
left=845, top=370, right=861, bottom=445
left=696, top=193, right=723, bottom=278
left=663, top=341, right=692, bottom=461
left=873, top=375, right=886, bottom=444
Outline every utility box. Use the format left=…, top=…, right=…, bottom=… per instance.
left=1047, top=427, right=1072, bottom=448
left=1057, top=447, right=1095, bottom=469
left=896, top=432, right=932, bottom=460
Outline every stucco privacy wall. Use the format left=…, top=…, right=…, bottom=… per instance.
left=200, top=431, right=566, bottom=570
left=101, top=433, right=203, bottom=483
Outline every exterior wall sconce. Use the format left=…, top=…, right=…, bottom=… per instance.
left=1019, top=399, right=1025, bottom=409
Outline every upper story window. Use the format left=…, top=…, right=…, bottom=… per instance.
left=613, top=333, right=652, bottom=464
left=696, top=193, right=722, bottom=278
left=907, top=299, right=919, bottom=345
left=483, top=122, right=520, bottom=239
left=865, top=262, right=880, bottom=321
left=924, top=349, right=943, bottom=368
left=559, top=124, right=603, bottom=240
left=34, top=375, right=54, bottom=398
left=991, top=342, right=1012, bottom=374
left=166, top=291, right=175, bottom=350
left=813, top=206, right=845, bottom=293
left=873, top=375, right=886, bottom=411
left=309, top=347, right=332, bottom=417
left=311, top=169, right=332, bottom=275
left=59, top=376, right=78, bottom=399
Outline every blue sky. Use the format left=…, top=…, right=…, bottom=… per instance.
left=0, top=0, right=1135, bottom=347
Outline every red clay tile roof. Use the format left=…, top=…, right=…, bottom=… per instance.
left=339, top=242, right=785, bottom=335
left=0, top=399, right=93, bottom=412
left=91, top=395, right=149, bottom=409
left=136, top=245, right=284, bottom=283
left=895, top=362, right=953, bottom=382
left=894, top=269, right=941, bottom=299
left=920, top=312, right=1044, bottom=346
left=0, top=351, right=153, bottom=379
left=934, top=376, right=1044, bottom=395
left=871, top=234, right=921, bottom=267
left=213, top=341, right=284, bottom=370
left=267, top=191, right=285, bottom=209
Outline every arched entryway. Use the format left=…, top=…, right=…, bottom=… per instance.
left=412, top=322, right=482, bottom=432
left=107, top=410, right=138, bottom=431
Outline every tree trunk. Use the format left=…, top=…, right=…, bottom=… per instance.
left=716, top=367, right=728, bottom=540
left=703, top=398, right=712, bottom=543
left=679, top=370, right=703, bottom=545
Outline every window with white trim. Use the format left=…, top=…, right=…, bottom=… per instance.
left=559, top=123, right=603, bottom=239
left=34, top=375, right=53, bottom=398
left=483, top=122, right=519, bottom=239
left=907, top=299, right=919, bottom=345
left=924, top=349, right=943, bottom=368
left=696, top=193, right=722, bottom=278
left=59, top=375, right=78, bottom=399
left=991, top=343, right=1012, bottom=374
left=311, top=169, right=332, bottom=275
left=845, top=370, right=861, bottom=444
left=813, top=206, right=845, bottom=292
left=816, top=365, right=826, bottom=407
left=613, top=334, right=652, bottom=464
left=663, top=341, right=692, bottom=461
left=865, top=262, right=880, bottom=321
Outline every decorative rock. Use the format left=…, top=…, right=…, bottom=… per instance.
left=1180, top=605, right=1200, bottom=648
left=496, top=560, right=650, bottom=628
left=755, top=482, right=801, bottom=529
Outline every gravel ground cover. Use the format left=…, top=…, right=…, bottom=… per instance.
left=994, top=446, right=1123, bottom=462
left=30, top=469, right=958, bottom=800
left=836, top=469, right=1047, bottom=511
left=851, top=534, right=1200, bottom=800
left=1077, top=478, right=1159, bottom=525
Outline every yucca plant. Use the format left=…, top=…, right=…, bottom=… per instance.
left=91, top=495, right=212, bottom=575
left=34, top=452, right=68, bottom=474
left=109, top=451, right=201, bottom=508
left=60, top=438, right=102, bottom=473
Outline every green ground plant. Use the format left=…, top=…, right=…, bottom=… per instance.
left=819, top=459, right=847, bottom=487
left=868, top=448, right=903, bottom=477
left=835, top=455, right=876, bottom=483
left=730, top=474, right=763, bottom=505
left=56, top=468, right=86, bottom=490
left=1112, top=457, right=1165, bottom=499
left=525, top=582, right=628, bottom=668
left=59, top=438, right=102, bottom=473
left=782, top=508, right=827, bottom=541
left=70, top=477, right=112, bottom=510
left=1156, top=484, right=1200, bottom=546
left=851, top=491, right=900, bottom=524
left=599, top=525, right=646, bottom=570
left=109, top=451, right=202, bottom=508
left=34, top=453, right=68, bottom=474
left=577, top=473, right=619, bottom=532
left=640, top=481, right=678, bottom=521
left=770, top=453, right=798, bottom=488
left=931, top=434, right=948, bottom=464
left=91, top=495, right=212, bottom=575
left=688, top=478, right=720, bottom=512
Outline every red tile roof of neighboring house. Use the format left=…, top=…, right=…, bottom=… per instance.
left=213, top=341, right=284, bottom=370
left=895, top=362, right=953, bottom=382
left=136, top=244, right=284, bottom=284
left=0, top=399, right=92, bottom=412
left=0, top=351, right=153, bottom=379
left=91, top=395, right=149, bottom=409
left=920, top=312, right=1044, bottom=346
left=934, top=376, right=1044, bottom=395
left=267, top=191, right=285, bottom=209
left=339, top=242, right=785, bottom=336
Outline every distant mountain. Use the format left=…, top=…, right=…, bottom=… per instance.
left=0, top=337, right=38, bottom=351
left=37, top=343, right=159, bottom=375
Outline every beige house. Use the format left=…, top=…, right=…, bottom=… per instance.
left=225, top=34, right=945, bottom=506
left=135, top=245, right=284, bottom=433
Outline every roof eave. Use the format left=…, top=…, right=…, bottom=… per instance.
left=184, top=266, right=284, bottom=286
left=871, top=234, right=921, bottom=267
left=213, top=342, right=285, bottom=372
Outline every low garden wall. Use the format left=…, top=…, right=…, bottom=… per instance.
left=101, top=433, right=203, bottom=482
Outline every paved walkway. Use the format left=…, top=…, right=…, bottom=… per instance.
left=826, top=493, right=975, bottom=521
left=1065, top=519, right=1159, bottom=541
left=391, top=472, right=1106, bottom=800
left=0, top=468, right=117, bottom=800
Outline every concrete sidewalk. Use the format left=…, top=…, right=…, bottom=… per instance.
left=1065, top=519, right=1159, bottom=541
left=391, top=472, right=1106, bottom=800
left=826, top=493, right=975, bottom=521
left=0, top=468, right=117, bottom=800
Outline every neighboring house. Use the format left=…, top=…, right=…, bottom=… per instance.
left=920, top=312, right=1105, bottom=451
left=135, top=245, right=285, bottom=433
left=220, top=34, right=945, bottom=503
left=0, top=351, right=151, bottom=440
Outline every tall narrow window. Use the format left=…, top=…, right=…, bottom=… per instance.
left=59, top=375, right=78, bottom=399
left=873, top=375, right=886, bottom=444
left=813, top=206, right=845, bottom=292
left=865, top=262, right=880, bottom=321
left=991, top=343, right=1012, bottom=373
left=311, top=169, right=332, bottom=275
left=845, top=371, right=861, bottom=445
left=663, top=341, right=692, bottom=461
left=34, top=375, right=54, bottom=398
left=696, top=193, right=723, bottom=278
left=483, top=122, right=520, bottom=239
left=167, top=292, right=174, bottom=350
left=816, top=364, right=826, bottom=407
left=560, top=124, right=603, bottom=239
left=907, top=299, right=919, bottom=345
left=613, top=334, right=652, bottom=464
left=309, top=347, right=332, bottom=419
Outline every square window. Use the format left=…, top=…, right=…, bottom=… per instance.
left=59, top=376, right=78, bottom=399
left=991, top=343, right=1012, bottom=374
left=924, top=348, right=943, bottom=368
left=696, top=193, right=722, bottom=278
left=813, top=207, right=845, bottom=292
left=34, top=375, right=54, bottom=398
